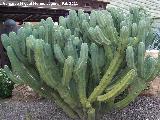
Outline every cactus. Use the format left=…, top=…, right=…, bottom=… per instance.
left=1, top=8, right=160, bottom=120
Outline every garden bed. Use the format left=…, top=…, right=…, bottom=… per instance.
left=0, top=96, right=160, bottom=120
left=0, top=77, right=160, bottom=120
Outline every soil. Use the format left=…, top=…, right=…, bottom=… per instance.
left=0, top=96, right=160, bottom=120
left=141, top=77, right=160, bottom=96
left=11, top=84, right=42, bottom=102
left=11, top=76, right=160, bottom=102
left=0, top=76, right=159, bottom=120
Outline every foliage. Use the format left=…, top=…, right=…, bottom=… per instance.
left=0, top=68, right=14, bottom=98
left=1, top=7, right=160, bottom=120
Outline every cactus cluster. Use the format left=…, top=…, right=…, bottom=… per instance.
left=1, top=7, right=160, bottom=120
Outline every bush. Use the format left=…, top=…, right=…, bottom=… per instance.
left=1, top=7, right=160, bottom=120
left=0, top=68, right=14, bottom=98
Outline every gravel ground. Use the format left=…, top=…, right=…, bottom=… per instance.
left=0, top=96, right=160, bottom=120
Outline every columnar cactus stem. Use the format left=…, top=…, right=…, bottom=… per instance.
left=90, top=43, right=100, bottom=82
left=54, top=44, right=65, bottom=65
left=4, top=65, right=78, bottom=119
left=88, top=52, right=123, bottom=103
left=62, top=56, right=74, bottom=87
left=2, top=7, right=159, bottom=120
left=87, top=108, right=95, bottom=120
left=138, top=42, right=145, bottom=78
left=59, top=16, right=67, bottom=28
left=75, top=43, right=88, bottom=107
left=114, top=77, right=146, bottom=109
left=126, top=46, right=135, bottom=69
left=97, top=69, right=136, bottom=101
left=131, top=23, right=138, bottom=37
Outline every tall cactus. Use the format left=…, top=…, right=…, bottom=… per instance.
left=1, top=8, right=160, bottom=120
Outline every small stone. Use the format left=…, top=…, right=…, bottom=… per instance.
left=0, top=94, right=160, bottom=120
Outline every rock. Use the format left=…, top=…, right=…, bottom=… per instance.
left=0, top=96, right=160, bottom=120
left=12, top=84, right=42, bottom=102
left=145, top=50, right=159, bottom=58
left=141, top=77, right=160, bottom=96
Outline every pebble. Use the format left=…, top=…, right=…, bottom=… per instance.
left=102, top=96, right=160, bottom=120
left=0, top=96, right=159, bottom=120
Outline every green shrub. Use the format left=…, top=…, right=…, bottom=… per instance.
left=0, top=68, right=14, bottom=98
left=1, top=7, right=160, bottom=120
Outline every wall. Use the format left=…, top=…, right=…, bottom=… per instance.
left=107, top=0, right=160, bottom=18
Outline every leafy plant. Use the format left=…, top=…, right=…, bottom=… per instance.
left=0, top=68, right=14, bottom=98
left=1, top=7, right=160, bottom=120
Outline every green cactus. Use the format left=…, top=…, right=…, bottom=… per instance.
left=1, top=7, right=159, bottom=120
left=97, top=69, right=136, bottom=102
left=54, top=44, right=65, bottom=65
left=126, top=46, right=135, bottom=69
left=137, top=42, right=145, bottom=78
left=62, top=56, right=74, bottom=87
